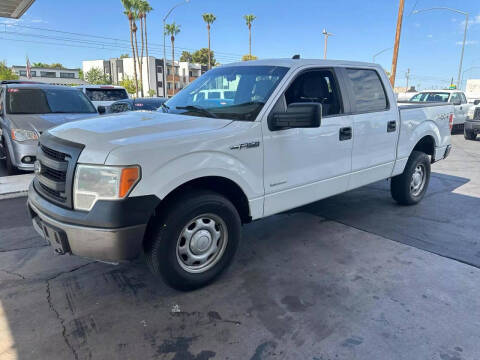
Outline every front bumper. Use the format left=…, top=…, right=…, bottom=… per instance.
left=10, top=139, right=38, bottom=171
left=28, top=182, right=160, bottom=262
left=465, top=120, right=480, bottom=134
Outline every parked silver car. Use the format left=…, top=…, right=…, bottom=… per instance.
left=0, top=84, right=102, bottom=174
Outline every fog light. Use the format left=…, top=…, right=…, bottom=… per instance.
left=22, top=156, right=35, bottom=164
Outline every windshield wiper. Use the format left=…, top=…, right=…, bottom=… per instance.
left=176, top=105, right=218, bottom=118
left=161, top=102, right=170, bottom=112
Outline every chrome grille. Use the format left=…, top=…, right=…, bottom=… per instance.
left=34, top=133, right=84, bottom=209
left=474, top=108, right=480, bottom=121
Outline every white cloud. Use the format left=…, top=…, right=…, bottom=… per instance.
left=456, top=40, right=478, bottom=46
left=414, top=22, right=421, bottom=28
left=427, top=34, right=433, bottom=38
left=461, top=14, right=480, bottom=28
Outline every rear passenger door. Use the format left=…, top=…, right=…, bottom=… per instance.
left=341, top=67, right=399, bottom=190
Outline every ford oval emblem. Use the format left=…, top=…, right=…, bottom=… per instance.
left=34, top=160, right=42, bottom=175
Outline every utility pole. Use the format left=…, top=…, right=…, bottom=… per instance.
left=322, top=29, right=334, bottom=59
left=405, top=68, right=410, bottom=91
left=390, top=0, right=405, bottom=87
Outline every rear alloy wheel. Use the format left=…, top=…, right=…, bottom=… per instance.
left=391, top=150, right=431, bottom=205
left=144, top=190, right=241, bottom=290
left=464, top=129, right=477, bottom=141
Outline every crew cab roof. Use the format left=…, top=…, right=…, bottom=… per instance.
left=2, top=84, right=78, bottom=90
left=221, top=58, right=381, bottom=70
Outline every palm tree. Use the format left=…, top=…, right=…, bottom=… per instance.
left=202, top=13, right=216, bottom=70
left=132, top=1, right=144, bottom=97
left=121, top=0, right=138, bottom=94
left=138, top=1, right=153, bottom=94
left=164, top=23, right=181, bottom=97
left=244, top=14, right=256, bottom=57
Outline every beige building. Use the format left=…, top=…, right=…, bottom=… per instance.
left=82, top=57, right=207, bottom=97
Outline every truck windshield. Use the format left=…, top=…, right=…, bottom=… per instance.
left=410, top=92, right=450, bottom=102
left=85, top=88, right=129, bottom=101
left=6, top=88, right=97, bottom=114
left=163, top=65, right=289, bottom=121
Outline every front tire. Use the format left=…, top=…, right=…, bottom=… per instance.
left=144, top=190, right=241, bottom=291
left=464, top=128, right=477, bottom=141
left=391, top=151, right=431, bottom=205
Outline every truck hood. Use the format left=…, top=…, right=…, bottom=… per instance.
left=48, top=111, right=233, bottom=163
left=7, top=113, right=99, bottom=134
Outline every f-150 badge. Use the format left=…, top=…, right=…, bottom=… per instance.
left=230, top=141, right=260, bottom=150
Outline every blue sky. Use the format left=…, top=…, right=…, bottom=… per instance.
left=1, top=0, right=479, bottom=89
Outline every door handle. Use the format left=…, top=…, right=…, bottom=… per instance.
left=339, top=127, right=352, bottom=141
left=387, top=120, right=397, bottom=132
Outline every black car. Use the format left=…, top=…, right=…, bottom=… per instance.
left=108, top=98, right=167, bottom=113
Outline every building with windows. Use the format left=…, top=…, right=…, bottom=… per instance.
left=12, top=65, right=87, bottom=85
left=82, top=56, right=207, bottom=97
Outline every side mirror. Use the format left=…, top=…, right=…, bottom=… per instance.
left=97, top=105, right=106, bottom=114
left=452, top=100, right=461, bottom=106
left=270, top=103, right=322, bottom=131
left=474, top=100, right=480, bottom=105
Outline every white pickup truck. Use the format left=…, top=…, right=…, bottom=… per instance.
left=28, top=59, right=453, bottom=290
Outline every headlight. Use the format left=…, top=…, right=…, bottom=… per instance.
left=73, top=164, right=141, bottom=211
left=11, top=129, right=38, bottom=142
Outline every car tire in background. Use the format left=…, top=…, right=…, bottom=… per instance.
left=1, top=137, right=17, bottom=175
left=144, top=190, right=241, bottom=291
left=464, top=129, right=477, bottom=141
left=391, top=150, right=431, bottom=206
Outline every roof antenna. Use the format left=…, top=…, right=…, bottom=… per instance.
left=292, top=54, right=300, bottom=59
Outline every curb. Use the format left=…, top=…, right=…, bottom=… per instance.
left=0, top=174, right=34, bottom=200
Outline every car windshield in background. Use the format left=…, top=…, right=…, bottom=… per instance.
left=85, top=88, right=128, bottom=101
left=410, top=92, right=450, bottom=102
left=163, top=65, right=289, bottom=121
left=6, top=88, right=97, bottom=114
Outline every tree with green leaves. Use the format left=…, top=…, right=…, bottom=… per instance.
left=32, top=62, right=64, bottom=69
left=243, top=14, right=256, bottom=57
left=0, top=61, right=19, bottom=80
left=119, top=75, right=140, bottom=95
left=121, top=0, right=138, bottom=95
left=180, top=51, right=193, bottom=62
left=119, top=54, right=129, bottom=59
left=164, top=22, right=181, bottom=96
left=202, top=13, right=216, bottom=70
left=242, top=54, right=258, bottom=61
left=192, top=48, right=216, bottom=67
left=84, top=67, right=112, bottom=85
left=137, top=1, right=152, bottom=94
left=148, top=89, right=156, bottom=97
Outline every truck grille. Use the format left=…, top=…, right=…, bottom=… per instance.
left=33, top=133, right=84, bottom=209
left=474, top=108, right=480, bottom=121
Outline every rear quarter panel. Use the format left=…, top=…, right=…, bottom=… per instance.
left=394, top=104, right=452, bottom=175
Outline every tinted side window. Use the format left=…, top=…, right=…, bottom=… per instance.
left=346, top=69, right=388, bottom=113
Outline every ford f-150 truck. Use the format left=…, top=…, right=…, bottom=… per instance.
left=28, top=59, right=453, bottom=290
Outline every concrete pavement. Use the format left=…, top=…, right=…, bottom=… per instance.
left=0, top=134, right=479, bottom=360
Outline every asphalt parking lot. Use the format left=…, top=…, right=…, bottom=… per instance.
left=1, top=134, right=479, bottom=360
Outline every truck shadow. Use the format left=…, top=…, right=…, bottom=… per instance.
left=0, top=171, right=479, bottom=359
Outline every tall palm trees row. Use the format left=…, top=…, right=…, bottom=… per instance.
left=121, top=0, right=257, bottom=97
left=121, top=0, right=152, bottom=97
left=164, top=13, right=257, bottom=96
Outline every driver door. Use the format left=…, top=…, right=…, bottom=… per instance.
left=262, top=67, right=353, bottom=216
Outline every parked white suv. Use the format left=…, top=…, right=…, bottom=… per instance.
left=406, top=89, right=472, bottom=131
left=29, top=59, right=453, bottom=290
left=75, top=85, right=129, bottom=111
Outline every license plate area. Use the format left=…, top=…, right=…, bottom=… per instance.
left=33, top=216, right=70, bottom=255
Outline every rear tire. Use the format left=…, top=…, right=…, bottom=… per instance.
left=391, top=151, right=430, bottom=205
left=464, top=129, right=477, bottom=141
left=144, top=190, right=241, bottom=291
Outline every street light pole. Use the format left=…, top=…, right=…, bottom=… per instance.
left=322, top=29, right=334, bottom=59
left=461, top=66, right=480, bottom=90
left=163, top=0, right=190, bottom=98
left=412, top=7, right=469, bottom=89
left=372, top=47, right=393, bottom=63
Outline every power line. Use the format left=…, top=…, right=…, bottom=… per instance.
left=0, top=22, right=245, bottom=58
